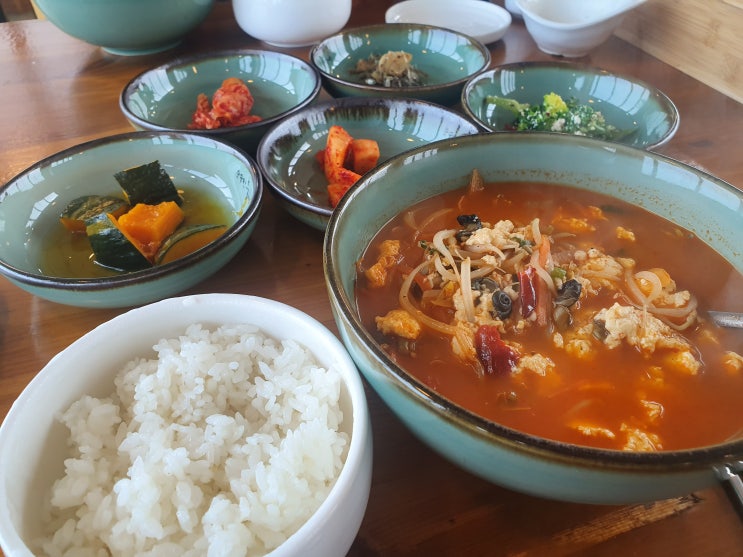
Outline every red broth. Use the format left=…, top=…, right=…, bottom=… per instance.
left=355, top=180, right=743, bottom=451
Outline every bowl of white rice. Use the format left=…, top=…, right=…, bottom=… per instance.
left=0, top=294, right=372, bottom=557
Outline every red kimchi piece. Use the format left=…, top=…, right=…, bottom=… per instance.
left=189, top=77, right=262, bottom=130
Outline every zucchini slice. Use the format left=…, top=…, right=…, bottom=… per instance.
left=59, top=195, right=129, bottom=233
left=85, top=213, right=152, bottom=272
left=155, top=224, right=227, bottom=265
left=114, top=160, right=182, bottom=206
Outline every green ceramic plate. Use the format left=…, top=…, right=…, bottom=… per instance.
left=120, top=50, right=322, bottom=156
left=257, top=96, right=480, bottom=230
left=310, top=23, right=490, bottom=106
left=462, top=61, right=679, bottom=149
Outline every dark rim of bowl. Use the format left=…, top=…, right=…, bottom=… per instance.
left=460, top=60, right=681, bottom=151
left=119, top=49, right=322, bottom=135
left=324, top=132, right=743, bottom=471
left=0, top=130, right=263, bottom=291
left=256, top=96, right=482, bottom=219
left=309, top=23, right=492, bottom=94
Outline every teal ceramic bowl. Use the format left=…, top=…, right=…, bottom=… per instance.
left=0, top=132, right=262, bottom=309
left=461, top=61, right=679, bottom=149
left=324, top=132, right=743, bottom=504
left=120, top=50, right=322, bottom=156
left=256, top=97, right=480, bottom=230
left=33, top=0, right=214, bottom=56
left=310, top=23, right=491, bottom=106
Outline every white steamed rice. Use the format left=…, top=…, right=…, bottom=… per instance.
left=38, top=323, right=349, bottom=557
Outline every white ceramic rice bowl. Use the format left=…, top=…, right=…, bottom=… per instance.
left=0, top=294, right=372, bottom=557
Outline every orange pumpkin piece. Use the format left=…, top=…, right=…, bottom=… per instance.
left=349, top=138, right=380, bottom=174
left=116, top=201, right=184, bottom=261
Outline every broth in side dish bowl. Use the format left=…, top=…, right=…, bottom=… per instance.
left=324, top=132, right=743, bottom=505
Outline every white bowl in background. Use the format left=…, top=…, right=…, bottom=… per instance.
left=505, top=0, right=522, bottom=17
left=385, top=0, right=512, bottom=45
left=232, top=0, right=351, bottom=47
left=517, top=0, right=646, bottom=57
left=0, top=294, right=372, bottom=557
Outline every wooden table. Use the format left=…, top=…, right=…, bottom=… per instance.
left=2, top=2, right=743, bottom=555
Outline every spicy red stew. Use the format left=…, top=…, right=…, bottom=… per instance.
left=355, top=173, right=743, bottom=452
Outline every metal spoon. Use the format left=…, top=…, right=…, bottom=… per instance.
left=709, top=311, right=743, bottom=329
left=715, top=462, right=743, bottom=520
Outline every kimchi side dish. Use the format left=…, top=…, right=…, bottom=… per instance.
left=355, top=171, right=743, bottom=452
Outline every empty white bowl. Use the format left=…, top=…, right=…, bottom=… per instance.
left=385, top=0, right=512, bottom=45
left=517, top=0, right=647, bottom=57
left=232, top=0, right=352, bottom=47
left=0, top=294, right=372, bottom=556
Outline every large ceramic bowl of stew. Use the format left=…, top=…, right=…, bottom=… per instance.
left=324, top=132, right=743, bottom=504
left=0, top=131, right=262, bottom=308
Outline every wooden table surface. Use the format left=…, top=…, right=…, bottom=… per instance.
left=2, top=2, right=743, bottom=555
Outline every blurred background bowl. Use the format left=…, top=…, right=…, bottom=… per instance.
left=32, top=0, right=215, bottom=56
left=462, top=61, right=679, bottom=149
left=257, top=96, right=480, bottom=230
left=324, top=132, right=743, bottom=505
left=120, top=49, right=322, bottom=156
left=0, top=293, right=371, bottom=556
left=233, top=0, right=351, bottom=47
left=0, top=131, right=262, bottom=308
left=385, top=0, right=512, bottom=45
left=517, top=0, right=647, bottom=57
left=310, top=23, right=491, bottom=106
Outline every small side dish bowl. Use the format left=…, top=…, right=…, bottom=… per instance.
left=324, top=132, right=743, bottom=505
left=517, top=0, right=647, bottom=57
left=257, top=96, right=480, bottom=230
left=385, top=0, right=512, bottom=45
left=0, top=293, right=372, bottom=557
left=120, top=50, right=322, bottom=156
left=0, top=132, right=262, bottom=308
left=310, top=23, right=491, bottom=106
left=462, top=61, right=679, bottom=149
left=32, top=0, right=215, bottom=56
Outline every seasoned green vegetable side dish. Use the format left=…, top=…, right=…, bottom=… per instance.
left=486, top=92, right=623, bottom=140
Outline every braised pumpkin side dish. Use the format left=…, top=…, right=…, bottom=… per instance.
left=55, top=161, right=229, bottom=274
left=355, top=171, right=743, bottom=452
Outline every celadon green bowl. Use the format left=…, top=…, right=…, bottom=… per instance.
left=310, top=23, right=491, bottom=106
left=324, top=132, right=743, bottom=504
left=120, top=50, right=322, bottom=156
left=462, top=61, right=679, bottom=149
left=0, top=132, right=262, bottom=309
left=33, top=0, right=215, bottom=56
left=257, top=96, right=479, bottom=230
